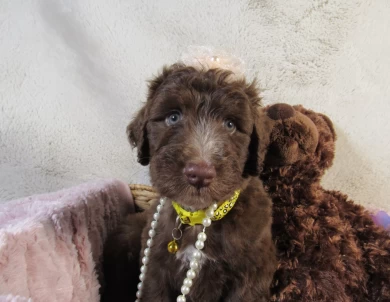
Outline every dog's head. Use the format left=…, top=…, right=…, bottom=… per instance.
left=127, top=64, right=264, bottom=209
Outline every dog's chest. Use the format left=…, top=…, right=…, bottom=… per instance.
left=173, top=227, right=211, bottom=271
left=154, top=212, right=215, bottom=273
left=175, top=245, right=206, bottom=267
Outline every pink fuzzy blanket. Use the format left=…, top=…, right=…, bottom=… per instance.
left=0, top=179, right=134, bottom=302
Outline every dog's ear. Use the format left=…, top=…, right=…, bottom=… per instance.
left=243, top=81, right=268, bottom=176
left=127, top=106, right=150, bottom=166
left=127, top=64, right=186, bottom=165
left=243, top=124, right=261, bottom=176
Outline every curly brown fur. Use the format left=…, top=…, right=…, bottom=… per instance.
left=260, top=104, right=390, bottom=302
left=328, top=190, right=390, bottom=300
left=138, top=178, right=275, bottom=302
left=103, top=64, right=277, bottom=301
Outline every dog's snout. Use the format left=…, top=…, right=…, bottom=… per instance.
left=183, top=161, right=216, bottom=188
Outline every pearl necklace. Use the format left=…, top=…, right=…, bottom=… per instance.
left=135, top=197, right=217, bottom=302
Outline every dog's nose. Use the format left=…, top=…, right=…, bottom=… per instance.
left=267, top=103, right=295, bottom=120
left=183, top=162, right=216, bottom=187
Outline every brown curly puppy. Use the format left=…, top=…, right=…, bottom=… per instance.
left=103, top=64, right=277, bottom=302
left=259, top=103, right=390, bottom=302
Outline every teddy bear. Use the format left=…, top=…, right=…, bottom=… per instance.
left=259, top=103, right=390, bottom=301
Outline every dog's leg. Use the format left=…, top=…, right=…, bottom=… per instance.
left=223, top=262, right=275, bottom=302
left=101, top=212, right=147, bottom=302
left=141, top=277, right=175, bottom=302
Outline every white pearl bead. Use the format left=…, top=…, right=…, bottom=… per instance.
left=153, top=213, right=160, bottom=221
left=139, top=273, right=146, bottom=281
left=190, top=260, right=199, bottom=270
left=186, top=269, right=196, bottom=279
left=212, top=203, right=218, bottom=210
left=147, top=238, right=153, bottom=247
left=144, top=248, right=151, bottom=256
left=157, top=205, right=163, bottom=212
left=192, top=250, right=202, bottom=260
left=181, top=285, right=190, bottom=295
left=148, top=229, right=156, bottom=237
left=137, top=282, right=143, bottom=290
left=160, top=197, right=167, bottom=205
left=195, top=240, right=204, bottom=250
left=177, top=295, right=186, bottom=302
left=140, top=265, right=147, bottom=273
left=197, top=232, right=207, bottom=242
left=151, top=221, right=158, bottom=229
left=136, top=290, right=142, bottom=298
left=205, top=208, right=214, bottom=218
left=142, top=256, right=149, bottom=265
left=183, top=278, right=193, bottom=287
left=202, top=218, right=211, bottom=227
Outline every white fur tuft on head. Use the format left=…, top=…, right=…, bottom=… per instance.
left=180, top=46, right=246, bottom=79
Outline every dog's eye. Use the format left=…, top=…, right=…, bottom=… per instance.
left=224, top=120, right=236, bottom=132
left=165, top=111, right=182, bottom=126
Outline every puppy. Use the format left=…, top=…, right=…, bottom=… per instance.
left=103, top=64, right=276, bottom=302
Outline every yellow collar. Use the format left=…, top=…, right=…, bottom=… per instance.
left=171, top=190, right=240, bottom=226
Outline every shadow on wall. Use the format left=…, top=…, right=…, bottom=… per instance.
left=322, top=124, right=382, bottom=210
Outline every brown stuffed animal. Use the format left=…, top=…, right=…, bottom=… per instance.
left=259, top=103, right=390, bottom=302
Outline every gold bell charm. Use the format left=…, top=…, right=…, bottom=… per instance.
left=167, top=240, right=179, bottom=254
left=168, top=217, right=182, bottom=254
